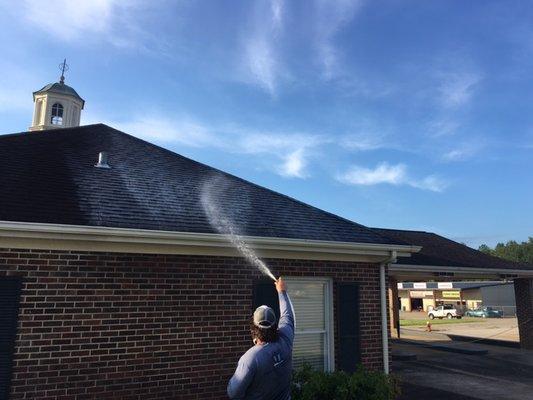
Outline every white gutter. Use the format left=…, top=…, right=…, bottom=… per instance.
left=0, top=221, right=420, bottom=260
left=390, top=263, right=533, bottom=277
left=380, top=251, right=397, bottom=375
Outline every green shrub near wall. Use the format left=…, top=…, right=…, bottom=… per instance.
left=291, top=365, right=400, bottom=400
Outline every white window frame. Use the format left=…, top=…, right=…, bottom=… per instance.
left=285, top=276, right=335, bottom=372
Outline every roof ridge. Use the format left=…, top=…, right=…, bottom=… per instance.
left=101, top=124, right=395, bottom=243
left=372, top=227, right=432, bottom=234
left=0, top=123, right=106, bottom=139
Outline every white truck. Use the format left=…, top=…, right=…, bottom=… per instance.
left=428, top=304, right=463, bottom=319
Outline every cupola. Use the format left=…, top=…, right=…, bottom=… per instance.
left=29, top=60, right=85, bottom=131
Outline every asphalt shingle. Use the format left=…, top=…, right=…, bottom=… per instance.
left=373, top=228, right=532, bottom=271
left=0, top=124, right=401, bottom=245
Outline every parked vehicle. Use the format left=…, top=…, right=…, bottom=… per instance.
left=465, top=306, right=503, bottom=318
left=428, top=304, right=463, bottom=319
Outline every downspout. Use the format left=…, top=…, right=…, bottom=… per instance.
left=380, top=250, right=397, bottom=375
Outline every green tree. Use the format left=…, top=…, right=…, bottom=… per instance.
left=478, top=237, right=533, bottom=264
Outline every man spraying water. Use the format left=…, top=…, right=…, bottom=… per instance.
left=227, top=277, right=295, bottom=400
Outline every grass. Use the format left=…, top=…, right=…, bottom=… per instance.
left=400, top=318, right=486, bottom=327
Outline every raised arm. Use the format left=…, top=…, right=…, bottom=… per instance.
left=275, top=277, right=295, bottom=343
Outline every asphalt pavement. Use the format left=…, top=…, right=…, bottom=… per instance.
left=392, top=335, right=533, bottom=400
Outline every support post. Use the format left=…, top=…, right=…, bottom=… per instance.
left=379, top=263, right=389, bottom=374
left=514, top=278, right=533, bottom=350
left=388, top=277, right=400, bottom=339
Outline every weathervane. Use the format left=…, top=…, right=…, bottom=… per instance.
left=59, top=59, right=69, bottom=84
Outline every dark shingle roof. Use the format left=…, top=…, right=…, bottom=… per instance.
left=33, top=82, right=85, bottom=106
left=373, top=228, right=533, bottom=271
left=0, top=124, right=402, bottom=245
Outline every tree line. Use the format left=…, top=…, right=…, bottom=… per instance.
left=478, top=237, right=533, bottom=264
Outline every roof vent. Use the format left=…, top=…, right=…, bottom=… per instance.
left=94, top=151, right=110, bottom=169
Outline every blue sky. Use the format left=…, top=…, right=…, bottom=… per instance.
left=0, top=0, right=532, bottom=248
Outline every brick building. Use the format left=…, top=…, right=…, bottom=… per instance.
left=1, top=76, right=532, bottom=400
left=0, top=121, right=418, bottom=399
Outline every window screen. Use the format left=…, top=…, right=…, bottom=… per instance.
left=287, top=279, right=331, bottom=371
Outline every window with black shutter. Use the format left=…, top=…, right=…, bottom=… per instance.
left=0, top=277, right=22, bottom=400
left=337, top=283, right=361, bottom=373
left=252, top=277, right=335, bottom=372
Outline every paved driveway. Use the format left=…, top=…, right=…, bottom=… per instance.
left=393, top=338, right=533, bottom=400
left=400, top=311, right=519, bottom=342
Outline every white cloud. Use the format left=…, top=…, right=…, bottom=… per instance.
left=409, top=175, right=448, bottom=192
left=86, top=111, right=323, bottom=178
left=107, top=115, right=224, bottom=148
left=337, top=162, right=447, bottom=192
left=16, top=0, right=161, bottom=51
left=339, top=162, right=406, bottom=185
left=279, top=149, right=307, bottom=178
left=22, top=0, right=113, bottom=40
left=314, top=0, right=363, bottom=79
left=241, top=0, right=285, bottom=95
left=437, top=71, right=481, bottom=108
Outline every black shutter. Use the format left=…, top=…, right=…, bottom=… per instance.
left=0, top=277, right=22, bottom=400
left=252, top=278, right=280, bottom=321
left=337, top=283, right=361, bottom=373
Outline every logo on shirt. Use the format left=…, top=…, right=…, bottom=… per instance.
left=273, top=353, right=285, bottom=367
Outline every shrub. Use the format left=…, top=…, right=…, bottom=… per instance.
left=291, top=364, right=400, bottom=400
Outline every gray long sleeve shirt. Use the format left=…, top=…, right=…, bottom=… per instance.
left=227, top=291, right=295, bottom=400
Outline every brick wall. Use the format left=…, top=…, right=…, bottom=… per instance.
left=0, top=248, right=385, bottom=400
left=514, top=278, right=533, bottom=350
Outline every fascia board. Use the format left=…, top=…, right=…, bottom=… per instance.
left=0, top=221, right=419, bottom=261
left=390, top=263, right=533, bottom=277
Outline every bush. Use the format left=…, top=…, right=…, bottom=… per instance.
left=291, top=364, right=400, bottom=400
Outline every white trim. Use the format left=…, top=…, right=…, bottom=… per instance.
left=0, top=221, right=419, bottom=262
left=390, top=263, right=533, bottom=277
left=380, top=251, right=396, bottom=375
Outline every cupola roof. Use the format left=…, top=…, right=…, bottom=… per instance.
left=33, top=82, right=85, bottom=107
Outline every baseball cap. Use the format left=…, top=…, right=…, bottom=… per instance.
left=253, top=305, right=277, bottom=329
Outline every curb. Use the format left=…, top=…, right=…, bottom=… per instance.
left=447, top=334, right=520, bottom=348
left=392, top=338, right=489, bottom=355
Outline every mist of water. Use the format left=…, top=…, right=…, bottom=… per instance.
left=201, top=178, right=277, bottom=281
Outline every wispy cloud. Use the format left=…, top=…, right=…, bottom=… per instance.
left=336, top=162, right=448, bottom=192
left=427, top=118, right=460, bottom=138
left=87, top=111, right=323, bottom=179
left=437, top=70, right=482, bottom=108
left=15, top=0, right=164, bottom=52
left=105, top=115, right=225, bottom=148
left=340, top=131, right=389, bottom=151
left=241, top=0, right=285, bottom=95
left=314, top=0, right=363, bottom=79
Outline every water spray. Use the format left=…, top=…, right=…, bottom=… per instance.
left=201, top=178, right=277, bottom=281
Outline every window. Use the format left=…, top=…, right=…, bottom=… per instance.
left=286, top=278, right=334, bottom=372
left=252, top=277, right=334, bottom=372
left=51, top=103, right=63, bottom=125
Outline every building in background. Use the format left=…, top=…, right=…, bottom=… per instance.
left=398, top=281, right=516, bottom=315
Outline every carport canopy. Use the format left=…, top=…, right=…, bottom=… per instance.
left=373, top=228, right=533, bottom=350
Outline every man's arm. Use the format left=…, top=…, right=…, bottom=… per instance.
left=227, top=355, right=255, bottom=399
left=276, top=277, right=295, bottom=343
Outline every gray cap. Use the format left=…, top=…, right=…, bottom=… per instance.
left=253, top=305, right=277, bottom=329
